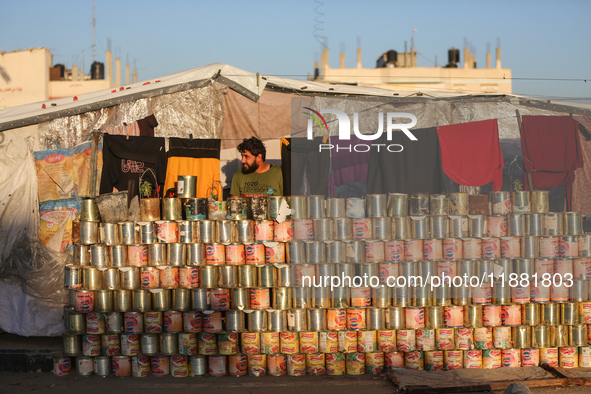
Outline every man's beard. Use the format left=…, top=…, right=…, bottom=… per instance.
left=242, top=161, right=259, bottom=174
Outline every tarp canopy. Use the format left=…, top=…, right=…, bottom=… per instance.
left=1, top=62, right=591, bottom=336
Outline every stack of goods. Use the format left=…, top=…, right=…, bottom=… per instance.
left=56, top=188, right=591, bottom=378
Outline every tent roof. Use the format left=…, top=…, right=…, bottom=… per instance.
left=1, top=63, right=590, bottom=132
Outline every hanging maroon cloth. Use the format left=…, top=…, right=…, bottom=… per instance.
left=520, top=115, right=583, bottom=211
left=437, top=119, right=504, bottom=190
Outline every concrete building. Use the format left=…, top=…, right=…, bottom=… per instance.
left=311, top=45, right=512, bottom=94
left=0, top=47, right=137, bottom=109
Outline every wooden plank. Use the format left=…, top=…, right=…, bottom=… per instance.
left=389, top=367, right=568, bottom=393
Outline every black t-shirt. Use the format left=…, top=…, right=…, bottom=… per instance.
left=99, top=134, right=167, bottom=198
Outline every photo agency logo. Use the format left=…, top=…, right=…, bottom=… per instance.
left=303, top=107, right=418, bottom=152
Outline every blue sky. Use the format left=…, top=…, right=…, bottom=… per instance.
left=2, top=0, right=590, bottom=101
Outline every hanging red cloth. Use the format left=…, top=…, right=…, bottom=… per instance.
left=520, top=115, right=583, bottom=211
left=437, top=119, right=504, bottom=190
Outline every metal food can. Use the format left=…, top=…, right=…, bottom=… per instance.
left=356, top=330, right=377, bottom=353
left=261, top=331, right=280, bottom=354
left=208, top=201, right=227, bottom=221
left=396, top=329, right=416, bottom=352
left=287, top=353, right=306, bottom=377
left=226, top=310, right=245, bottom=332
left=436, top=328, right=455, bottom=350
left=424, top=350, right=444, bottom=371
left=345, top=352, right=366, bottom=374
left=218, top=332, right=239, bottom=355
left=319, top=331, right=339, bottom=354
left=227, top=353, right=247, bottom=376
left=245, top=243, right=265, bottom=265
left=463, top=349, right=482, bottom=369
left=521, top=348, right=540, bottom=367
left=120, top=334, right=140, bottom=356
left=346, top=308, right=366, bottom=330
left=365, top=351, right=385, bottom=374
left=508, top=214, right=526, bottom=237
left=352, top=218, right=373, bottom=239
left=101, top=334, right=121, bottom=356
left=202, top=311, right=223, bottom=333
left=267, top=353, right=286, bottom=376
left=52, top=356, right=72, bottom=377
left=299, top=331, right=319, bottom=354
left=273, top=221, right=292, bottom=242
left=325, top=352, right=346, bottom=375
left=81, top=334, right=100, bottom=357
left=240, top=332, right=261, bottom=355
left=62, top=335, right=81, bottom=357
left=124, top=311, right=143, bottom=334
left=280, top=332, right=300, bottom=354
left=338, top=331, right=358, bottom=353
left=494, top=326, right=513, bottom=349
left=208, top=355, right=228, bottom=376
left=488, top=215, right=507, bottom=237
left=405, top=350, right=425, bottom=370
left=85, top=312, right=105, bottom=334
left=540, top=347, right=559, bottom=367
left=416, top=329, right=436, bottom=351
left=248, top=310, right=268, bottom=332
left=502, top=304, right=522, bottom=326
left=455, top=327, right=474, bottom=350
left=444, top=350, right=463, bottom=370
left=158, top=266, right=179, bottom=288
left=474, top=327, right=494, bottom=350
left=559, top=346, right=578, bottom=368
left=482, top=349, right=502, bottom=369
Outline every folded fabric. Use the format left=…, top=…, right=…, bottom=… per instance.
left=520, top=115, right=583, bottom=210
left=437, top=119, right=504, bottom=190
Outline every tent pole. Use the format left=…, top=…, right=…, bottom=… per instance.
left=515, top=110, right=534, bottom=191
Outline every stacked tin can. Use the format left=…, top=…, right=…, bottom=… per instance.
left=60, top=189, right=591, bottom=377
left=283, top=191, right=591, bottom=372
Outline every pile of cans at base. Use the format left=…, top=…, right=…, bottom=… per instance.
left=57, top=189, right=591, bottom=377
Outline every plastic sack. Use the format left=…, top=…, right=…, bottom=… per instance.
left=34, top=140, right=75, bottom=202
left=0, top=239, right=69, bottom=336
left=73, top=138, right=103, bottom=198
left=0, top=139, right=39, bottom=269
left=39, top=199, right=80, bottom=252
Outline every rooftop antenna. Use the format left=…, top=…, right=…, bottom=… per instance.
left=92, top=0, right=96, bottom=62
left=411, top=28, right=417, bottom=48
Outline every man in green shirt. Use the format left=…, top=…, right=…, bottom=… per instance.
left=230, top=137, right=283, bottom=197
